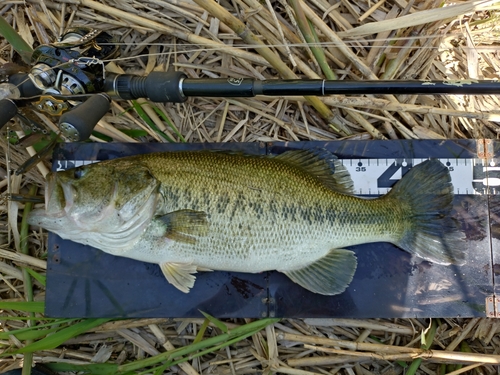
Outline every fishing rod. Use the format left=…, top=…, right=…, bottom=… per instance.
left=1, top=27, right=500, bottom=142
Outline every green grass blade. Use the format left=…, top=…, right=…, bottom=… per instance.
left=23, top=268, right=46, bottom=287
left=49, top=318, right=279, bottom=374
left=421, top=319, right=437, bottom=349
left=47, top=362, right=118, bottom=374
left=1, top=325, right=64, bottom=341
left=20, top=185, right=38, bottom=375
left=289, top=0, right=336, bottom=80
left=0, top=316, right=59, bottom=321
left=132, top=101, right=174, bottom=142
left=0, top=317, right=75, bottom=341
left=119, top=129, right=149, bottom=138
left=0, top=16, right=33, bottom=63
left=91, top=130, right=113, bottom=142
left=167, top=323, right=266, bottom=369
left=199, top=310, right=228, bottom=333
left=118, top=318, right=279, bottom=373
left=0, top=301, right=45, bottom=313
left=152, top=363, right=169, bottom=375
left=307, top=19, right=337, bottom=80
left=406, top=319, right=437, bottom=375
left=6, top=318, right=110, bottom=355
left=450, top=340, right=472, bottom=371
left=193, top=317, right=210, bottom=344
left=151, top=105, right=186, bottom=142
left=405, top=358, right=422, bottom=375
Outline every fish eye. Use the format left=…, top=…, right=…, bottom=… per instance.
left=73, top=168, right=85, bottom=180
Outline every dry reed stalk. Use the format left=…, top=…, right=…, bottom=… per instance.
left=285, top=0, right=388, bottom=139
left=110, top=102, right=164, bottom=142
left=95, top=119, right=138, bottom=143
left=24, top=6, right=51, bottom=45
left=303, top=318, right=415, bottom=335
left=242, top=0, right=304, bottom=48
left=0, top=248, right=46, bottom=269
left=302, top=343, right=499, bottom=364
left=358, top=0, right=385, bottom=23
left=281, top=332, right=500, bottom=366
left=77, top=0, right=270, bottom=66
left=18, top=144, right=50, bottom=177
left=274, top=365, right=324, bottom=374
left=366, top=7, right=400, bottom=68
left=0, top=262, right=23, bottom=281
left=226, top=99, right=301, bottom=140
left=445, top=318, right=480, bottom=351
left=299, top=0, right=420, bottom=132
left=191, top=0, right=348, bottom=136
left=116, top=328, right=160, bottom=356
left=338, top=0, right=497, bottom=38
left=282, top=95, right=500, bottom=122
left=94, top=319, right=170, bottom=332
left=288, top=353, right=369, bottom=367
left=2, top=1, right=500, bottom=374
left=445, top=363, right=486, bottom=375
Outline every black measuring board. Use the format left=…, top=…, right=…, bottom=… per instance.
left=44, top=140, right=495, bottom=318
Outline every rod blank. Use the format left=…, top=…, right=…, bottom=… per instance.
left=105, top=72, right=500, bottom=103
left=181, top=78, right=500, bottom=97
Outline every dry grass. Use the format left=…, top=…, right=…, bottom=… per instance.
left=1, top=0, right=500, bottom=374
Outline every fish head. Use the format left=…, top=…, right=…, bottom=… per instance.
left=29, top=160, right=161, bottom=240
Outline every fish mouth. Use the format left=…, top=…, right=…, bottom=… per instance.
left=29, top=173, right=69, bottom=220
left=45, top=173, right=69, bottom=216
left=27, top=173, right=77, bottom=231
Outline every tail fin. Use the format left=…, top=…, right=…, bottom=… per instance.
left=387, top=159, right=465, bottom=265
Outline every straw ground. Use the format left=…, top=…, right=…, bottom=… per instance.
left=1, top=0, right=500, bottom=374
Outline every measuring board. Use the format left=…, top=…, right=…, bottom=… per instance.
left=45, top=140, right=499, bottom=318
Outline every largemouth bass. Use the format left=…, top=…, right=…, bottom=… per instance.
left=28, top=149, right=464, bottom=295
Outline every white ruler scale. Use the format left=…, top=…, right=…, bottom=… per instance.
left=341, top=158, right=499, bottom=195
left=56, top=157, right=500, bottom=196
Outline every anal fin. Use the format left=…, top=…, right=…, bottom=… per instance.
left=282, top=249, right=357, bottom=295
left=160, top=262, right=198, bottom=293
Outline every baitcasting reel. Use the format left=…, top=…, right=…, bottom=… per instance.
left=0, top=27, right=118, bottom=140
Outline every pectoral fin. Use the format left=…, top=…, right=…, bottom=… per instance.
left=159, top=209, right=209, bottom=244
left=282, top=249, right=357, bottom=295
left=160, top=262, right=198, bottom=293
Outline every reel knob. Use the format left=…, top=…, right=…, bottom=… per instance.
left=59, top=94, right=110, bottom=141
left=0, top=99, right=18, bottom=129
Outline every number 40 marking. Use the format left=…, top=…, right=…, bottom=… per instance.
left=376, top=159, right=412, bottom=189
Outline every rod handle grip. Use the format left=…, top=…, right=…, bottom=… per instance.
left=59, top=94, right=110, bottom=141
left=0, top=99, right=18, bottom=129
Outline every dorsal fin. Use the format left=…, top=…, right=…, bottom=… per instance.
left=275, top=149, right=354, bottom=194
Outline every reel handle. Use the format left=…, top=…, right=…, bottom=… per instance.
left=59, top=94, right=111, bottom=141
left=7, top=73, right=42, bottom=97
left=0, top=99, right=18, bottom=129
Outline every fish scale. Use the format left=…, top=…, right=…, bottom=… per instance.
left=28, top=149, right=465, bottom=295
left=129, top=152, right=403, bottom=270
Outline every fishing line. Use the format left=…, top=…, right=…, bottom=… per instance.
left=96, top=39, right=499, bottom=54
left=98, top=31, right=496, bottom=45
